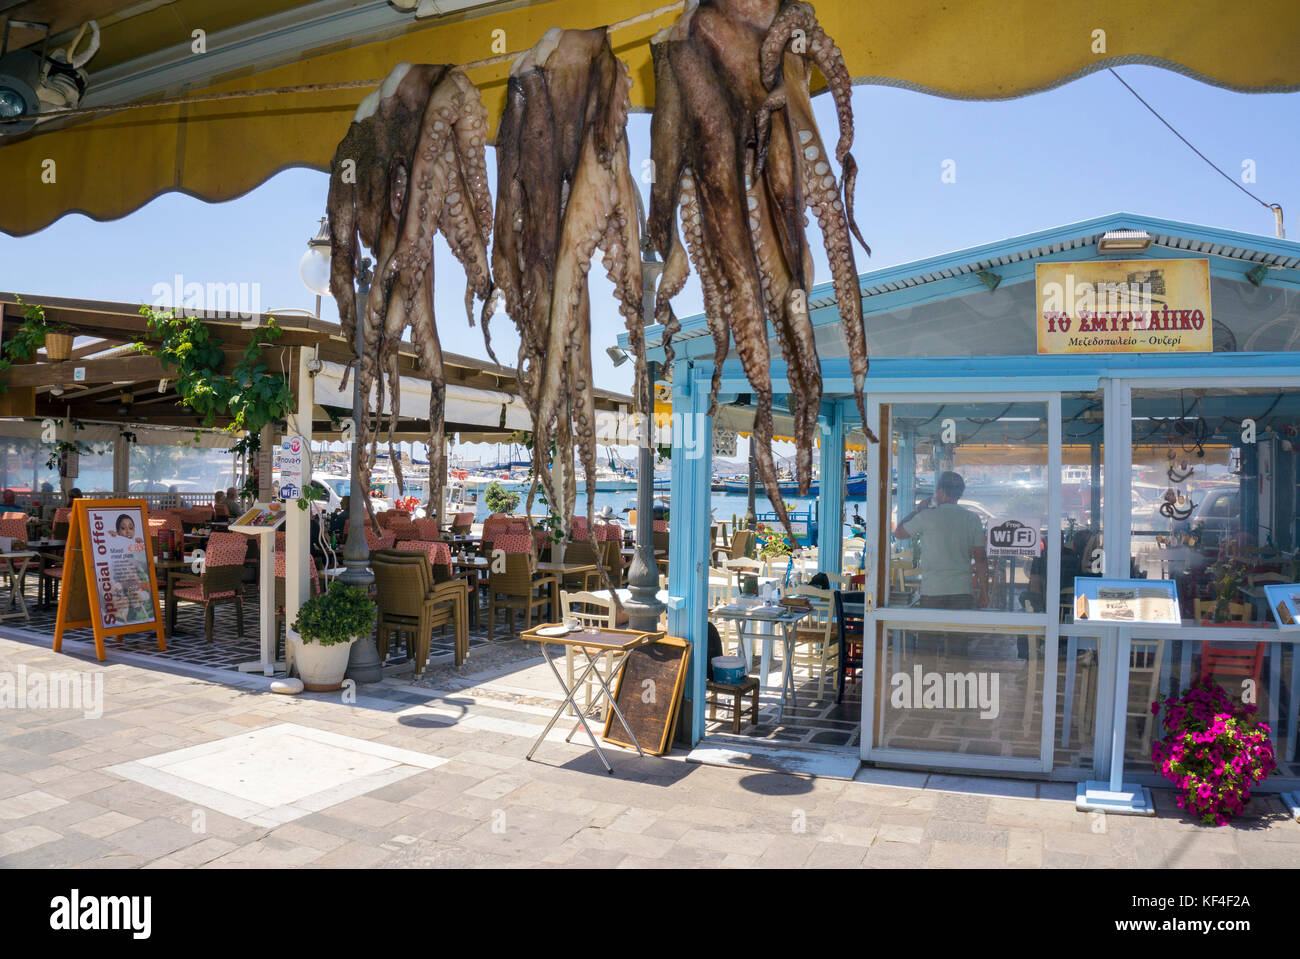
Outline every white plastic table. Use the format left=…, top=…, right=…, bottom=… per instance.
left=710, top=601, right=812, bottom=722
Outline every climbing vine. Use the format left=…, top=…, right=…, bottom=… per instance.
left=0, top=299, right=71, bottom=393
left=136, top=305, right=294, bottom=438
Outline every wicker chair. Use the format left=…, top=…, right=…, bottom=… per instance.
left=486, top=552, right=558, bottom=641
left=559, top=539, right=604, bottom=592
left=166, top=531, right=246, bottom=641
left=713, top=528, right=754, bottom=566
left=448, top=511, right=474, bottom=536
left=371, top=549, right=468, bottom=671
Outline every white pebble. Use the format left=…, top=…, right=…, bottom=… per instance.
left=798, top=129, right=813, bottom=144
left=804, top=145, right=819, bottom=160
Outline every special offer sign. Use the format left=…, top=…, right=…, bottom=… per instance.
left=1036, top=258, right=1212, bottom=354
left=86, top=506, right=155, bottom=630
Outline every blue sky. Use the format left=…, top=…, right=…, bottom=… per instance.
left=1, top=63, right=1295, bottom=453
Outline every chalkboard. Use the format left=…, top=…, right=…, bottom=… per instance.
left=602, top=635, right=690, bottom=756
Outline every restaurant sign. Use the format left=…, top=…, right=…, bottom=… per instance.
left=1036, top=258, right=1212, bottom=354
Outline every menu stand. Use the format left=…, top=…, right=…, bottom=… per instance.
left=230, top=504, right=286, bottom=676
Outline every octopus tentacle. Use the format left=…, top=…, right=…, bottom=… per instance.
left=325, top=63, right=493, bottom=531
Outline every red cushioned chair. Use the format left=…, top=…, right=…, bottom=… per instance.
left=166, top=531, right=246, bottom=641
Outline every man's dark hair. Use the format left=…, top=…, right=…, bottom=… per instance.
left=937, top=471, right=966, bottom=499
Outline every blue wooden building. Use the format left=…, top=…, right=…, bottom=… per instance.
left=624, top=212, right=1300, bottom=795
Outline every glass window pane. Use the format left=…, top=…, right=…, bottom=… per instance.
left=1130, top=386, right=1300, bottom=619
left=875, top=626, right=1045, bottom=760
left=1060, top=391, right=1104, bottom=625
left=887, top=401, right=1048, bottom=612
left=1055, top=633, right=1099, bottom=773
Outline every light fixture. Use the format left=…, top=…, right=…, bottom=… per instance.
left=1096, top=229, right=1153, bottom=254
left=298, top=217, right=332, bottom=300
left=49, top=384, right=64, bottom=397
left=975, top=270, right=1001, bottom=292
left=0, top=19, right=100, bottom=138
left=606, top=345, right=629, bottom=368
left=1246, top=263, right=1269, bottom=287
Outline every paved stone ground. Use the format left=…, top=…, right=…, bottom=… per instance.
left=1, top=632, right=1298, bottom=869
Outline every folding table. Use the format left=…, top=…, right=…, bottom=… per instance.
left=520, top=624, right=659, bottom=773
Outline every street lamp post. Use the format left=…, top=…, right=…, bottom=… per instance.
left=340, top=258, right=382, bottom=683
left=623, top=259, right=667, bottom=635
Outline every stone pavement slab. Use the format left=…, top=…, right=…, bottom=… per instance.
left=2, top=632, right=1297, bottom=869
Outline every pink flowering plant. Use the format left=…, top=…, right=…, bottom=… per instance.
left=1150, top=678, right=1276, bottom=825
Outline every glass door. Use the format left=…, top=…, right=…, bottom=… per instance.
left=862, top=392, right=1062, bottom=772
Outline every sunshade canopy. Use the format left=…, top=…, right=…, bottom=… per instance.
left=1, top=0, right=1298, bottom=235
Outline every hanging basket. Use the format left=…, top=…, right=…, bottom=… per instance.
left=44, top=331, right=74, bottom=362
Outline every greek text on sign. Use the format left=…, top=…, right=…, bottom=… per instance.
left=276, top=435, right=307, bottom=503
left=1036, top=258, right=1212, bottom=354
left=987, top=518, right=1041, bottom=558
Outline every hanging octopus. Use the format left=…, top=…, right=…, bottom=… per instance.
left=486, top=26, right=645, bottom=596
left=649, top=0, right=875, bottom=540
left=326, top=62, right=493, bottom=529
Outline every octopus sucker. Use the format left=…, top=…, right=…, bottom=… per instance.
left=326, top=63, right=494, bottom=529
left=491, top=27, right=645, bottom=604
left=650, top=0, right=877, bottom=542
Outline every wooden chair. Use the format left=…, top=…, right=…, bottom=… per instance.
left=1126, top=639, right=1164, bottom=756
left=166, top=531, right=246, bottom=642
left=559, top=589, right=621, bottom=717
left=712, top=528, right=754, bottom=567
left=273, top=551, right=321, bottom=645
left=448, top=511, right=475, bottom=536
left=1247, top=571, right=1288, bottom=588
left=1193, top=599, right=1252, bottom=622
left=833, top=590, right=865, bottom=703
left=486, top=552, right=558, bottom=641
left=787, top=585, right=838, bottom=699
left=559, top=540, right=604, bottom=593
left=1200, top=640, right=1266, bottom=692
left=371, top=549, right=468, bottom=671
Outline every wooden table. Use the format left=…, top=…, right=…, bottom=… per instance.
left=0, top=550, right=36, bottom=621
left=519, top=623, right=658, bottom=772
left=448, top=558, right=486, bottom=627
left=536, top=561, right=597, bottom=616
left=710, top=601, right=813, bottom=722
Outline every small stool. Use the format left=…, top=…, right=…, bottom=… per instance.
left=706, top=676, right=760, bottom=733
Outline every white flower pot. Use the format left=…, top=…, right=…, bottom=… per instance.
left=290, top=635, right=358, bottom=691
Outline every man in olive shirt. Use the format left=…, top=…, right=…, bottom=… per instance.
left=894, top=471, right=989, bottom=609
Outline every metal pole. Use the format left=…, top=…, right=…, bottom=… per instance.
left=746, top=438, right=757, bottom=530
left=341, top=256, right=382, bottom=683
left=624, top=259, right=667, bottom=634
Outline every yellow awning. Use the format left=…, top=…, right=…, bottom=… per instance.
left=2, top=0, right=1299, bottom=235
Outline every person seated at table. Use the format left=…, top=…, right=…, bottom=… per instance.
left=1, top=490, right=15, bottom=508
left=213, top=490, right=228, bottom=518
left=66, top=488, right=82, bottom=507
left=329, top=496, right=350, bottom=537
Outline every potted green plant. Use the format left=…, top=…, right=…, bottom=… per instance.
left=1204, top=558, right=1246, bottom=624
left=289, top=581, right=376, bottom=690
